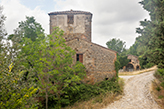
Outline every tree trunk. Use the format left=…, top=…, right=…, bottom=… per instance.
left=46, top=90, right=48, bottom=109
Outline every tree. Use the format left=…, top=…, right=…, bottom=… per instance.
left=137, top=0, right=164, bottom=68
left=20, top=27, right=86, bottom=109
left=8, top=16, right=45, bottom=42
left=8, top=16, right=46, bottom=84
left=106, top=38, right=126, bottom=54
left=0, top=6, right=7, bottom=39
left=117, top=55, right=129, bottom=69
left=106, top=38, right=129, bottom=70
left=0, top=38, right=39, bottom=109
left=0, top=7, right=39, bottom=108
left=0, top=6, right=7, bottom=52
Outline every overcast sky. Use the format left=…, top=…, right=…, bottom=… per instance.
left=0, top=0, right=149, bottom=48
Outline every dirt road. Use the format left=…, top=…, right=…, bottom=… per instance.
left=104, top=71, right=161, bottom=109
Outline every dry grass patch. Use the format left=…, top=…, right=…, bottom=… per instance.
left=151, top=79, right=164, bottom=109
left=62, top=78, right=124, bottom=109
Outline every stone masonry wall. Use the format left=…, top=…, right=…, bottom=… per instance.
left=127, top=55, right=140, bottom=70
left=49, top=14, right=92, bottom=42
left=66, top=38, right=117, bottom=84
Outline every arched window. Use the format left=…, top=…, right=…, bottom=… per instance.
left=136, top=65, right=140, bottom=70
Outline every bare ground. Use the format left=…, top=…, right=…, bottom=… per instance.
left=104, top=70, right=161, bottom=109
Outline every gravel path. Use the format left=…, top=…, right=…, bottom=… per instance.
left=104, top=71, right=161, bottom=109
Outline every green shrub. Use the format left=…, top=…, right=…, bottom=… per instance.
left=117, top=55, right=129, bottom=69
left=157, top=69, right=164, bottom=76
left=115, top=54, right=120, bottom=77
left=143, top=62, right=155, bottom=69
left=115, top=60, right=120, bottom=77
left=138, top=56, right=155, bottom=69
left=156, top=86, right=161, bottom=91
left=46, top=77, right=122, bottom=108
left=154, top=69, right=164, bottom=89
left=158, top=95, right=164, bottom=99
left=154, top=69, right=164, bottom=79
left=160, top=82, right=164, bottom=88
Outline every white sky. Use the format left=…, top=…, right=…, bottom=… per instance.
left=0, top=0, right=150, bottom=48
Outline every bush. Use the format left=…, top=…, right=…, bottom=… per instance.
left=154, top=69, right=164, bottom=79
left=46, top=77, right=122, bottom=108
left=143, top=63, right=155, bottom=69
left=154, top=68, right=164, bottom=89
left=138, top=56, right=155, bottom=69
left=117, top=55, right=129, bottom=69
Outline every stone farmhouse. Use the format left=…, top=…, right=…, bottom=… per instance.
left=124, top=55, right=140, bottom=72
left=48, top=10, right=117, bottom=84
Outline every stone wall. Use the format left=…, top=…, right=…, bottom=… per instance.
left=49, top=12, right=92, bottom=42
left=127, top=55, right=140, bottom=70
left=66, top=38, right=117, bottom=84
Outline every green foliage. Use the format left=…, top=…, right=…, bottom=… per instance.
left=47, top=77, right=122, bottom=108
left=0, top=38, right=39, bottom=109
left=115, top=55, right=120, bottom=76
left=126, top=36, right=147, bottom=57
left=0, top=35, right=39, bottom=108
left=154, top=69, right=164, bottom=89
left=158, top=95, right=164, bottom=99
left=138, top=56, right=147, bottom=69
left=0, top=7, right=39, bottom=108
left=106, top=38, right=129, bottom=72
left=117, top=55, right=129, bottom=69
left=127, top=42, right=139, bottom=56
left=154, top=69, right=164, bottom=79
left=9, top=16, right=45, bottom=42
left=20, top=27, right=86, bottom=109
left=0, top=6, right=7, bottom=40
left=137, top=0, right=164, bottom=69
left=0, top=6, right=7, bottom=53
left=128, top=0, right=164, bottom=69
left=160, top=82, right=164, bottom=89
left=126, top=34, right=154, bottom=69
left=143, top=63, right=155, bottom=69
left=156, top=87, right=161, bottom=91
left=138, top=56, right=155, bottom=69
left=106, top=38, right=126, bottom=54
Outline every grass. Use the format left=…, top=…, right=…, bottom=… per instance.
left=158, top=95, right=164, bottom=99
left=62, top=78, right=124, bottom=109
left=151, top=79, right=164, bottom=109
left=118, top=66, right=157, bottom=76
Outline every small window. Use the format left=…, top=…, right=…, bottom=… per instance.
left=67, top=15, right=74, bottom=24
left=76, top=54, right=83, bottom=63
left=77, top=54, right=80, bottom=61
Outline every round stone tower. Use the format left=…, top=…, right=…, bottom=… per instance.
left=48, top=10, right=92, bottom=42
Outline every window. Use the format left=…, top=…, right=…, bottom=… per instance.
left=67, top=15, right=74, bottom=24
left=76, top=54, right=83, bottom=63
left=77, top=54, right=79, bottom=61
